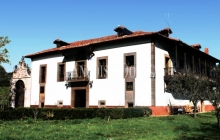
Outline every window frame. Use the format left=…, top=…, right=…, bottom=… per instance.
left=126, top=82, right=133, bottom=91
left=40, top=86, right=45, bottom=94
left=57, top=100, right=63, bottom=107
left=57, top=62, right=66, bottom=82
left=124, top=52, right=136, bottom=78
left=97, top=56, right=108, bottom=79
left=98, top=100, right=106, bottom=108
left=39, top=64, right=47, bottom=83
left=75, top=60, right=87, bottom=78
left=39, top=84, right=45, bottom=108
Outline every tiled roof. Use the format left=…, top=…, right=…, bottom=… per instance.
left=24, top=27, right=220, bottom=62
left=25, top=47, right=60, bottom=58
left=25, top=31, right=154, bottom=57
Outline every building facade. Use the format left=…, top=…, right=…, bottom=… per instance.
left=25, top=26, right=219, bottom=115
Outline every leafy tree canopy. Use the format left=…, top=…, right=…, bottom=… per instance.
left=167, top=71, right=210, bottom=118
left=0, top=65, right=11, bottom=87
left=0, top=36, right=10, bottom=64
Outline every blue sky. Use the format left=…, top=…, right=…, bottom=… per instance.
left=1, top=0, right=220, bottom=72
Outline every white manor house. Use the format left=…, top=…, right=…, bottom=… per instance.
left=22, top=26, right=219, bottom=115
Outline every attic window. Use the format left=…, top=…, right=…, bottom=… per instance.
left=114, top=26, right=133, bottom=37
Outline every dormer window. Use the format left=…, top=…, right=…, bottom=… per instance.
left=114, top=26, right=133, bottom=37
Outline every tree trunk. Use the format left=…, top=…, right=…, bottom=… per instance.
left=218, top=118, right=220, bottom=129
left=193, top=105, right=197, bottom=118
left=192, top=101, right=198, bottom=118
left=216, top=108, right=220, bottom=128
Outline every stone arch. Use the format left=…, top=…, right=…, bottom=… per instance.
left=15, top=80, right=25, bottom=107
left=9, top=57, right=31, bottom=108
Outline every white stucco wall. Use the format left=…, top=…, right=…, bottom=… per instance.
left=30, top=42, right=152, bottom=107
left=89, top=43, right=151, bottom=106
left=31, top=54, right=72, bottom=106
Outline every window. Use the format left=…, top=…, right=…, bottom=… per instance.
left=124, top=52, right=136, bottom=78
left=39, top=65, right=47, bottom=83
left=40, top=86, right=45, bottom=93
left=41, top=102, right=44, bottom=108
left=98, top=59, right=107, bottom=78
left=57, top=63, right=65, bottom=81
left=97, top=56, right=108, bottom=79
left=126, top=82, right=133, bottom=91
left=77, top=61, right=85, bottom=77
left=126, top=55, right=134, bottom=66
left=128, top=102, right=134, bottom=107
left=39, top=85, right=45, bottom=108
left=57, top=100, right=63, bottom=107
left=98, top=100, right=106, bottom=108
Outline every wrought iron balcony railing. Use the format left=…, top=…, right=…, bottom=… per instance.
left=66, top=69, right=90, bottom=82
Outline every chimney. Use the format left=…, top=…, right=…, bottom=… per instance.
left=204, top=48, right=209, bottom=54
left=157, top=27, right=173, bottom=37
left=114, top=26, right=133, bottom=37
left=191, top=44, right=201, bottom=50
left=53, top=39, right=70, bottom=48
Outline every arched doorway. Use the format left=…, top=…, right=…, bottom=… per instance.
left=15, top=80, right=25, bottom=108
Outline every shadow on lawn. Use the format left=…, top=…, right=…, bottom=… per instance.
left=174, top=122, right=220, bottom=140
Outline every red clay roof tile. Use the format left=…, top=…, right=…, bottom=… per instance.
left=25, top=31, right=153, bottom=57
left=25, top=27, right=219, bottom=62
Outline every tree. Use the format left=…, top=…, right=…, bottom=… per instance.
left=0, top=65, right=11, bottom=87
left=0, top=65, right=11, bottom=110
left=167, top=71, right=209, bottom=118
left=0, top=36, right=10, bottom=64
left=207, top=65, right=220, bottom=128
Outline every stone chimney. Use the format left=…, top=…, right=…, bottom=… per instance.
left=114, top=25, right=133, bottom=37
left=191, top=44, right=201, bottom=50
left=157, top=27, right=173, bottom=37
left=53, top=39, right=70, bottom=48
left=204, top=48, right=209, bottom=54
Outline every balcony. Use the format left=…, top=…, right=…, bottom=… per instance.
left=164, top=67, right=216, bottom=82
left=66, top=69, right=90, bottom=82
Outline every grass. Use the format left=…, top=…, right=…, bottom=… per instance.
left=0, top=112, right=220, bottom=140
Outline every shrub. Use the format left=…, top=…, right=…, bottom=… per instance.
left=0, top=107, right=146, bottom=120
left=143, top=107, right=152, bottom=117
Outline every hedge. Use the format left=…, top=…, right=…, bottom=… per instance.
left=0, top=107, right=152, bottom=120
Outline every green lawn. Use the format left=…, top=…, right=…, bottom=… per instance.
left=0, top=112, right=220, bottom=140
